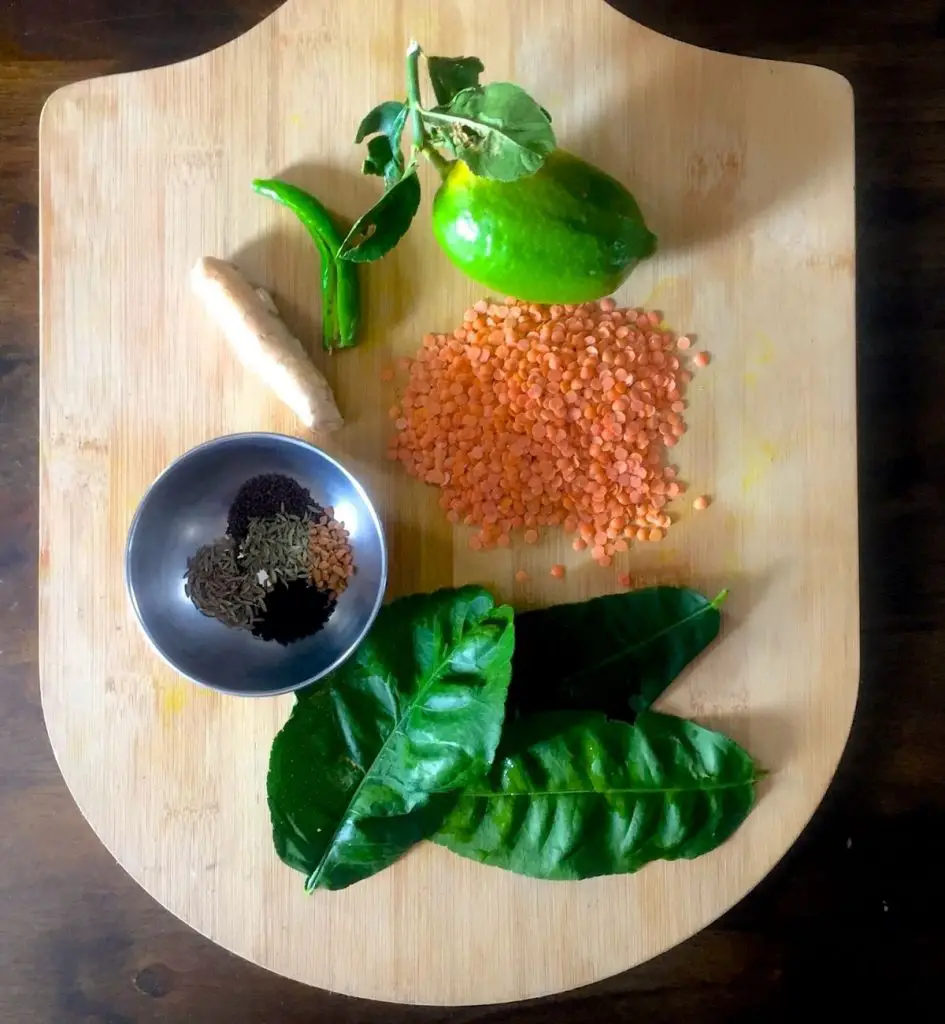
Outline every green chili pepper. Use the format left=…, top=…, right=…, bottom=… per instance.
left=252, top=178, right=361, bottom=350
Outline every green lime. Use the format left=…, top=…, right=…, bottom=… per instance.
left=431, top=150, right=657, bottom=304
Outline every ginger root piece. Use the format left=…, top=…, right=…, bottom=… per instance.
left=191, top=257, right=343, bottom=433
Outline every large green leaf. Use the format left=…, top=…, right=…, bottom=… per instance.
left=508, top=587, right=726, bottom=722
left=434, top=711, right=759, bottom=881
left=267, top=586, right=515, bottom=891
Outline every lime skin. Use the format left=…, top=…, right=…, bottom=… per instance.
left=431, top=150, right=657, bottom=304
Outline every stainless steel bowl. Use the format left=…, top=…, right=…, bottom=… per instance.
left=125, top=433, right=387, bottom=697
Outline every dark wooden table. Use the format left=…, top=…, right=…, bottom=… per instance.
left=2, top=1, right=943, bottom=1020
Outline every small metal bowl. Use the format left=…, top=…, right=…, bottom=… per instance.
left=125, top=433, right=387, bottom=697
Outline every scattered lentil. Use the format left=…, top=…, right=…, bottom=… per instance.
left=693, top=351, right=710, bottom=367
left=550, top=564, right=566, bottom=578
left=693, top=494, right=711, bottom=511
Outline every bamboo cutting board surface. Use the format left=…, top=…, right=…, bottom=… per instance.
left=38, top=0, right=858, bottom=1006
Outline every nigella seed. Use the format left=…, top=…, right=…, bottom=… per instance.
left=251, top=579, right=337, bottom=645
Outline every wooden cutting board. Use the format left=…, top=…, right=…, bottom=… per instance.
left=38, top=0, right=858, bottom=1006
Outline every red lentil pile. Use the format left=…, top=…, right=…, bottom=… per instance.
left=388, top=297, right=699, bottom=567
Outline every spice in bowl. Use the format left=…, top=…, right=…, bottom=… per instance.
left=251, top=580, right=337, bottom=645
left=227, top=473, right=321, bottom=543
left=241, top=512, right=314, bottom=586
left=308, top=506, right=354, bottom=599
left=184, top=537, right=266, bottom=630
left=182, top=473, right=357, bottom=645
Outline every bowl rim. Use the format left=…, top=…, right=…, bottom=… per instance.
left=124, top=431, right=388, bottom=697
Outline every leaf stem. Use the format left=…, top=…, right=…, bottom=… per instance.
left=405, top=42, right=454, bottom=182
left=405, top=41, right=427, bottom=151
left=422, top=144, right=453, bottom=179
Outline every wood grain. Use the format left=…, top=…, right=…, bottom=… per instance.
left=35, top=0, right=857, bottom=1005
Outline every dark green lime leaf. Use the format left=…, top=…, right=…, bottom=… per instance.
left=509, top=587, right=726, bottom=722
left=434, top=711, right=760, bottom=880
left=388, top=103, right=409, bottom=159
left=337, top=168, right=422, bottom=262
left=427, top=55, right=485, bottom=105
left=355, top=99, right=407, bottom=143
left=361, top=134, right=394, bottom=177
left=361, top=134, right=406, bottom=186
left=268, top=586, right=515, bottom=891
left=423, top=82, right=556, bottom=181
left=357, top=103, right=408, bottom=185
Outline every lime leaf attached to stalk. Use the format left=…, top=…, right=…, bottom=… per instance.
left=340, top=40, right=555, bottom=263
left=338, top=168, right=422, bottom=263
left=357, top=101, right=409, bottom=185
left=355, top=99, right=408, bottom=143
left=422, top=81, right=555, bottom=181
left=339, top=42, right=656, bottom=305
left=361, top=134, right=404, bottom=186
left=427, top=55, right=485, bottom=105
